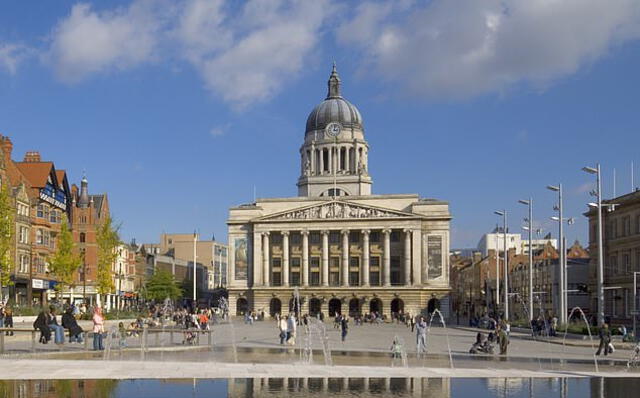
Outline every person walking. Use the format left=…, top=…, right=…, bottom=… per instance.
left=497, top=325, right=509, bottom=355
left=340, top=316, right=349, bottom=342
left=4, top=307, right=13, bottom=336
left=596, top=323, right=612, bottom=356
left=278, top=315, right=288, bottom=345
left=92, top=307, right=105, bottom=351
left=416, top=316, right=427, bottom=356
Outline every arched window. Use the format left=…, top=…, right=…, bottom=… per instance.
left=79, top=232, right=86, bottom=243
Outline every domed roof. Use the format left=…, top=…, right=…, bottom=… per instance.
left=305, top=64, right=363, bottom=134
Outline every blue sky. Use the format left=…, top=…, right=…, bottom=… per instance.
left=1, top=0, right=640, bottom=248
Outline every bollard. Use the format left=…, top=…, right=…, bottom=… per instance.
left=31, top=330, right=36, bottom=353
left=84, top=332, right=89, bottom=351
left=0, top=330, right=4, bottom=354
left=170, top=330, right=174, bottom=345
left=207, top=330, right=212, bottom=347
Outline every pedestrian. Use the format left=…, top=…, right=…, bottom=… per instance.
left=92, top=307, right=105, bottom=351
left=4, top=307, right=13, bottom=336
left=287, top=314, right=297, bottom=344
left=340, top=316, right=349, bottom=342
left=33, top=309, right=51, bottom=344
left=410, top=315, right=416, bottom=332
left=0, top=304, right=4, bottom=329
left=596, top=323, right=612, bottom=356
left=497, top=325, right=509, bottom=355
left=416, top=316, right=427, bottom=356
left=390, top=337, right=403, bottom=359
left=278, top=315, right=288, bottom=345
left=48, top=306, right=65, bottom=346
left=118, top=322, right=127, bottom=348
left=61, top=307, right=83, bottom=343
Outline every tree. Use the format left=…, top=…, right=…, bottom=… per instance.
left=48, top=216, right=81, bottom=298
left=144, top=270, right=183, bottom=301
left=0, top=183, right=15, bottom=301
left=96, top=215, right=120, bottom=306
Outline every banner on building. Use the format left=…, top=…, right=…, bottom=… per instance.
left=234, top=237, right=248, bottom=280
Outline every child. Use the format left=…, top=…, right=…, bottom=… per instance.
left=390, top=337, right=403, bottom=359
left=118, top=322, right=127, bottom=348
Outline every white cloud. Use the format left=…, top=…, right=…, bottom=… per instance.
left=46, top=1, right=167, bottom=82
left=338, top=0, right=640, bottom=100
left=178, top=0, right=335, bottom=108
left=0, top=42, right=29, bottom=74
left=209, top=124, right=228, bottom=137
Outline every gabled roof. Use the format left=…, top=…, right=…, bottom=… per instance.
left=15, top=162, right=56, bottom=189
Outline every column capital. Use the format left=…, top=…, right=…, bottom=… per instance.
left=262, top=231, right=271, bottom=237
left=403, top=228, right=412, bottom=234
left=321, top=230, right=330, bottom=236
left=301, top=230, right=310, bottom=236
left=281, top=231, right=290, bottom=237
left=341, top=229, right=350, bottom=235
left=383, top=228, right=392, bottom=235
left=361, top=229, right=370, bottom=235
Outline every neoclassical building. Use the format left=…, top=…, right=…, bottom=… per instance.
left=227, top=66, right=452, bottom=319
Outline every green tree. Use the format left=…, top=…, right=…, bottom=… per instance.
left=49, top=216, right=81, bottom=297
left=144, top=270, right=183, bottom=301
left=0, top=183, right=15, bottom=298
left=96, top=215, right=120, bottom=305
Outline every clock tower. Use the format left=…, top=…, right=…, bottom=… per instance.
left=297, top=64, right=372, bottom=197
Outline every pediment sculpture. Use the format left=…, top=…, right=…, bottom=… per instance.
left=262, top=201, right=413, bottom=221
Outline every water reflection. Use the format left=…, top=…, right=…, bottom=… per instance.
left=0, top=378, right=638, bottom=397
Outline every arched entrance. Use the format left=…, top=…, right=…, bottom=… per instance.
left=369, top=298, right=382, bottom=314
left=269, top=298, right=282, bottom=317
left=328, top=298, right=342, bottom=317
left=236, top=298, right=249, bottom=316
left=349, top=298, right=361, bottom=317
left=309, top=298, right=322, bottom=317
left=427, top=298, right=440, bottom=315
left=391, top=298, right=404, bottom=315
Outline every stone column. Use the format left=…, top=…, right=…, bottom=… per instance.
left=345, top=146, right=350, bottom=173
left=383, top=229, right=391, bottom=287
left=321, top=231, right=329, bottom=286
left=412, top=228, right=422, bottom=285
left=262, top=232, right=270, bottom=287
left=282, top=231, right=290, bottom=287
left=341, top=229, right=349, bottom=287
left=404, top=229, right=412, bottom=286
left=302, top=231, right=309, bottom=287
left=319, top=148, right=324, bottom=173
left=362, top=229, right=370, bottom=286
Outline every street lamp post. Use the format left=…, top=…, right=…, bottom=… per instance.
left=547, top=184, right=567, bottom=324
left=634, top=272, right=639, bottom=342
left=518, top=199, right=534, bottom=321
left=494, top=210, right=509, bottom=320
left=582, top=164, right=605, bottom=326
left=193, top=231, right=197, bottom=304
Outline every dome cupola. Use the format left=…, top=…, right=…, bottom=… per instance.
left=305, top=63, right=363, bottom=134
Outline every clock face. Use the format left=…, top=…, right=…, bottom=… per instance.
left=325, top=122, right=342, bottom=138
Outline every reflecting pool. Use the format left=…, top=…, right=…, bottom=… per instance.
left=0, top=378, right=639, bottom=398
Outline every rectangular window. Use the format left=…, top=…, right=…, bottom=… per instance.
left=369, top=271, right=380, bottom=286
left=310, top=272, right=320, bottom=286
left=349, top=231, right=359, bottom=243
left=310, top=256, right=320, bottom=268
left=19, top=226, right=28, bottom=244
left=290, top=272, right=300, bottom=286
left=310, top=233, right=321, bottom=245
left=291, top=257, right=301, bottom=268
left=290, top=233, right=301, bottom=245
left=330, top=256, right=340, bottom=268
left=272, top=272, right=281, bottom=286
left=349, top=271, right=360, bottom=286
left=36, top=229, right=43, bottom=245
left=37, top=204, right=44, bottom=218
left=391, top=231, right=400, bottom=242
left=329, top=272, right=340, bottom=286
left=271, top=257, right=282, bottom=269
left=623, top=216, right=631, bottom=237
left=636, top=249, right=640, bottom=272
left=369, top=232, right=380, bottom=243
left=271, top=234, right=282, bottom=245
left=370, top=256, right=380, bottom=268
left=19, top=254, right=29, bottom=273
left=390, top=256, right=402, bottom=285
left=329, top=232, right=340, bottom=244
left=349, top=256, right=360, bottom=268
left=624, top=253, right=630, bottom=273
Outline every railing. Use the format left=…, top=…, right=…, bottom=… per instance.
left=0, top=327, right=214, bottom=356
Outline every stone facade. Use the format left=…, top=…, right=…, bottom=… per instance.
left=227, top=66, right=452, bottom=319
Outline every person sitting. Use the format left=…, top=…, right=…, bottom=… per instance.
left=61, top=307, right=84, bottom=344
left=33, top=309, right=51, bottom=344
left=47, top=307, right=65, bottom=345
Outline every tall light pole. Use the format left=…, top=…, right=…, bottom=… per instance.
left=494, top=210, right=509, bottom=320
left=582, top=165, right=604, bottom=326
left=547, top=184, right=566, bottom=324
left=518, top=199, right=534, bottom=321
left=633, top=272, right=639, bottom=342
left=193, top=231, right=197, bottom=304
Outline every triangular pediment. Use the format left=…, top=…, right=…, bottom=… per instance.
left=256, top=200, right=419, bottom=222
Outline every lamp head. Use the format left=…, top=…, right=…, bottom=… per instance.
left=550, top=216, right=560, bottom=221
left=518, top=199, right=530, bottom=205
left=582, top=166, right=598, bottom=175
left=494, top=210, right=505, bottom=216
left=546, top=185, right=560, bottom=192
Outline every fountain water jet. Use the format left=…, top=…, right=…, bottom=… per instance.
left=426, top=309, right=453, bottom=369
left=563, top=306, right=599, bottom=372
left=218, top=297, right=238, bottom=363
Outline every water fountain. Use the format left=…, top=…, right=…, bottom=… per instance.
left=563, top=306, right=599, bottom=372
left=302, top=317, right=332, bottom=366
left=391, top=335, right=408, bottom=368
left=218, top=297, right=238, bottom=363
left=425, top=309, right=453, bottom=369
left=139, top=324, right=148, bottom=361
left=102, top=325, right=119, bottom=361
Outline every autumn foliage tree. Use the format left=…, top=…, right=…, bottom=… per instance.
left=49, top=216, right=81, bottom=297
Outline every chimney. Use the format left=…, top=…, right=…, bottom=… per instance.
left=0, top=135, right=13, bottom=160
left=23, top=151, right=41, bottom=162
